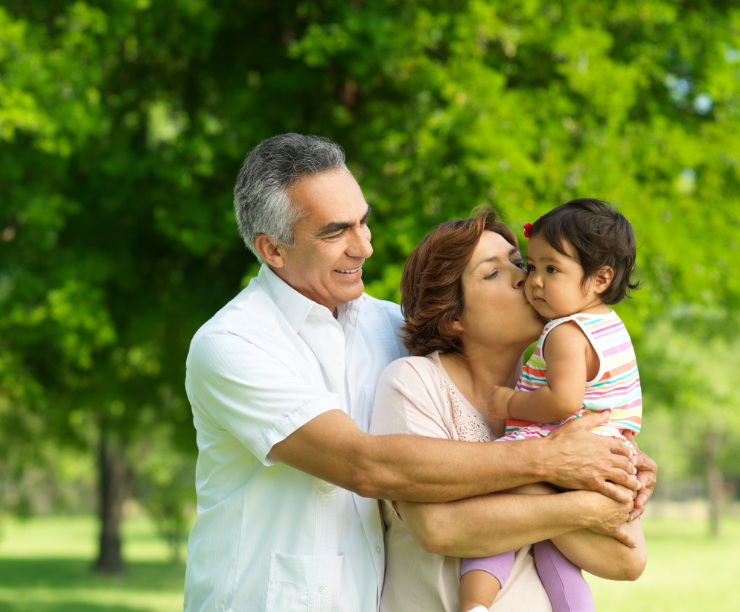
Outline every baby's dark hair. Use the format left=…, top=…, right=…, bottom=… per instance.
left=527, top=198, right=639, bottom=305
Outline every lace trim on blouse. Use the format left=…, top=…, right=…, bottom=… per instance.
left=435, top=356, right=491, bottom=443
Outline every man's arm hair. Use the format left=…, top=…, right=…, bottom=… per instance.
left=269, top=410, right=638, bottom=503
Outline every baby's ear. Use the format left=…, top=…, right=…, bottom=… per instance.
left=592, top=266, right=614, bottom=295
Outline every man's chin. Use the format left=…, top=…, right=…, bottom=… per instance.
left=334, top=281, right=365, bottom=304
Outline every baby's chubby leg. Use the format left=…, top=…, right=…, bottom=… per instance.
left=459, top=551, right=516, bottom=612
left=506, top=482, right=595, bottom=612
left=507, top=481, right=647, bottom=583
left=457, top=483, right=548, bottom=610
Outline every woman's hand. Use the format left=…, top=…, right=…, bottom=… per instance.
left=575, top=489, right=637, bottom=548
left=623, top=431, right=657, bottom=521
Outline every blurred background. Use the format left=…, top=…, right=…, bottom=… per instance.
left=1, top=1, right=739, bottom=610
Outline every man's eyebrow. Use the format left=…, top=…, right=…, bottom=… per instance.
left=315, top=205, right=371, bottom=238
left=475, top=247, right=520, bottom=269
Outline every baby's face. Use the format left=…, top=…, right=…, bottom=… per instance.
left=524, top=236, right=605, bottom=319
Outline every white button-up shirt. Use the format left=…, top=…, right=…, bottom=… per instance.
left=183, top=265, right=406, bottom=612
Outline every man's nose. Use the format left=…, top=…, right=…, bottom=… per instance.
left=350, top=225, right=373, bottom=258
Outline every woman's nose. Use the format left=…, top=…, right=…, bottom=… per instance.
left=514, top=267, right=527, bottom=288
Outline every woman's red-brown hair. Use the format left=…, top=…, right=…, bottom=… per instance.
left=401, top=207, right=518, bottom=357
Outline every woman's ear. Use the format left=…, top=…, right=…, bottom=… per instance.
left=255, top=233, right=286, bottom=268
left=447, top=314, right=465, bottom=334
left=592, top=266, right=614, bottom=295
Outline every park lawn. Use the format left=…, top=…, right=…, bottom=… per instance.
left=586, top=516, right=740, bottom=611
left=0, top=515, right=739, bottom=611
left=0, top=516, right=184, bottom=612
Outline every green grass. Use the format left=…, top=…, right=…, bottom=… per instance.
left=586, top=517, right=740, bottom=611
left=0, top=516, right=184, bottom=612
left=1, top=515, right=739, bottom=611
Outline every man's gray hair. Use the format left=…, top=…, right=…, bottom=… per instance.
left=234, top=133, right=347, bottom=263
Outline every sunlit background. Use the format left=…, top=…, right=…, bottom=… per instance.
left=1, top=1, right=740, bottom=610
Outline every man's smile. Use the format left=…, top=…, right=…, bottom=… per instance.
left=334, top=266, right=362, bottom=275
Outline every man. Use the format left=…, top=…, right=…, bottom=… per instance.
left=183, top=133, right=655, bottom=611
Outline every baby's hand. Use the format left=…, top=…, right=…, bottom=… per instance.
left=485, top=386, right=516, bottom=420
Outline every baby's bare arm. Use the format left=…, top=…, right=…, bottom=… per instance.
left=487, top=323, right=593, bottom=423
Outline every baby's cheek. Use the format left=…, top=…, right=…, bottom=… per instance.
left=524, top=278, right=534, bottom=297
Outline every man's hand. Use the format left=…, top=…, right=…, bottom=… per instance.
left=623, top=431, right=657, bottom=521
left=539, top=412, right=639, bottom=503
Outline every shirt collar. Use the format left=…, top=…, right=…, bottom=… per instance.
left=257, top=264, right=365, bottom=333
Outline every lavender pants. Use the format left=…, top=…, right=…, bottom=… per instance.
left=460, top=540, right=595, bottom=612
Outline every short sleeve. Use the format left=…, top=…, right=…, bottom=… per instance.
left=187, top=330, right=340, bottom=466
left=370, top=358, right=452, bottom=441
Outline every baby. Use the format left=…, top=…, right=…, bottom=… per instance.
left=459, top=198, right=643, bottom=612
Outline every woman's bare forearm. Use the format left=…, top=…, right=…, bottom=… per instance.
left=397, top=491, right=592, bottom=557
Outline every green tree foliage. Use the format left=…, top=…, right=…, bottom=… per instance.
left=1, top=0, right=739, bottom=566
left=639, top=326, right=740, bottom=535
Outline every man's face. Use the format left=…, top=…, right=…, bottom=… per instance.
left=274, top=169, right=372, bottom=313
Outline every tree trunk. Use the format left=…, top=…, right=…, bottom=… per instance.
left=95, top=428, right=130, bottom=574
left=706, top=427, right=723, bottom=538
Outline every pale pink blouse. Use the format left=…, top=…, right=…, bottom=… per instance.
left=370, top=352, right=552, bottom=612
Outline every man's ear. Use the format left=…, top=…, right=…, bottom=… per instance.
left=254, top=234, right=286, bottom=268
left=592, top=266, right=614, bottom=296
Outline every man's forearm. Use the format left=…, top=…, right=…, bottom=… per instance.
left=364, top=417, right=639, bottom=503
left=271, top=409, right=545, bottom=501
left=363, top=433, right=548, bottom=502
left=270, top=409, right=637, bottom=504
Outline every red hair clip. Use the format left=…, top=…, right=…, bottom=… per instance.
left=523, top=223, right=533, bottom=238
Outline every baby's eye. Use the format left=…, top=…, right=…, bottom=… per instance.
left=547, top=266, right=557, bottom=274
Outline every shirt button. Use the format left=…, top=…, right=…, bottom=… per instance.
left=376, top=545, right=382, bottom=554
left=318, top=586, right=325, bottom=592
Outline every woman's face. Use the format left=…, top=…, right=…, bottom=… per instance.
left=456, top=230, right=544, bottom=352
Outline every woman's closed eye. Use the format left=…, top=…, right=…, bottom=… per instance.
left=485, top=269, right=499, bottom=280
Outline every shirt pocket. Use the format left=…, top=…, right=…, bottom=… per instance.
left=264, top=552, right=351, bottom=612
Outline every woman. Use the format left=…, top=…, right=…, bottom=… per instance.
left=370, top=208, right=646, bottom=611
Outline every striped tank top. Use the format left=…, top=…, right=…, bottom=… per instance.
left=504, top=310, right=642, bottom=442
